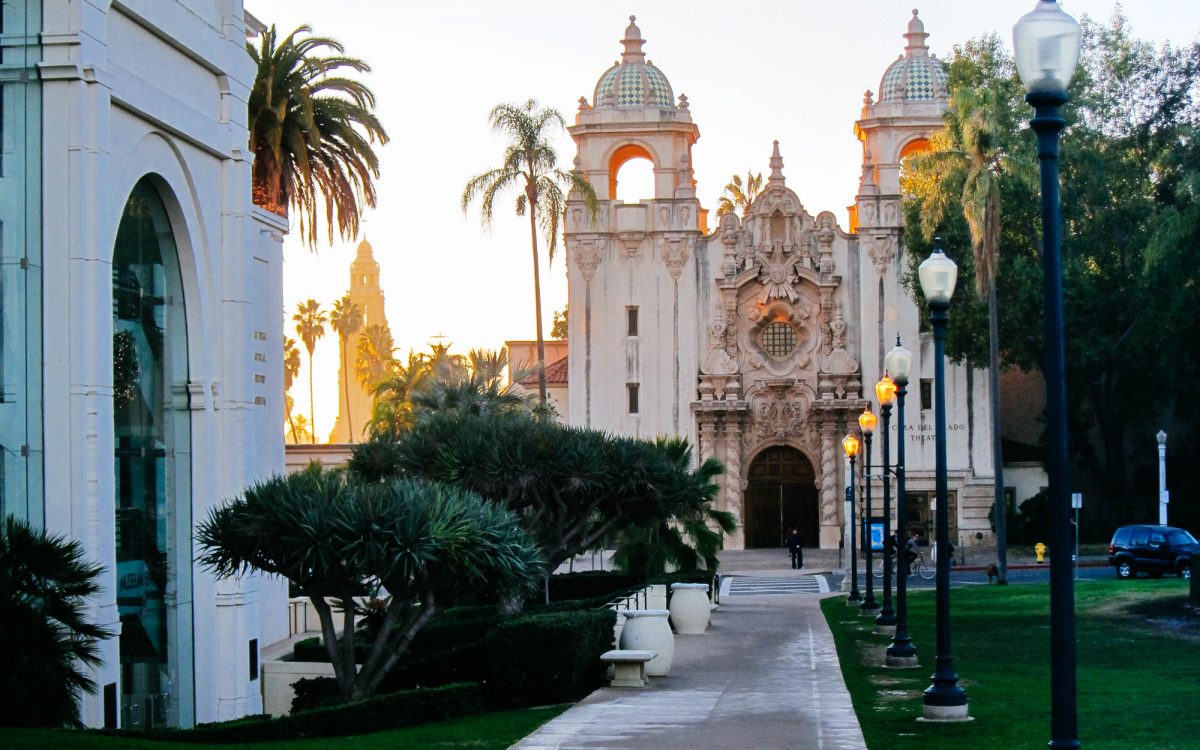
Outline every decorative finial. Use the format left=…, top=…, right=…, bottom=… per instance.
left=621, top=15, right=645, bottom=61
left=904, top=8, right=929, bottom=52
left=863, top=90, right=874, bottom=106
left=678, top=93, right=690, bottom=110
left=768, top=140, right=785, bottom=185
left=578, top=96, right=590, bottom=111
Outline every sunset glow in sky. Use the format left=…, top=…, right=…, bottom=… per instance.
left=247, top=1, right=1200, bottom=440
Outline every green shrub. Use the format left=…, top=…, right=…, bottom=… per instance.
left=486, top=609, right=616, bottom=706
left=544, top=571, right=642, bottom=602
left=106, top=682, right=483, bottom=743
left=290, top=677, right=341, bottom=713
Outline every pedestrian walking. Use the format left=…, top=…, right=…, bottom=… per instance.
left=787, top=527, right=804, bottom=569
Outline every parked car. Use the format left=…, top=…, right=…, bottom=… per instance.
left=1108, top=524, right=1198, bottom=579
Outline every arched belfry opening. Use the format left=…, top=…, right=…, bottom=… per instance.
left=744, top=445, right=818, bottom=548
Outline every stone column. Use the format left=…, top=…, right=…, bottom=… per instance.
left=722, top=414, right=746, bottom=550
left=819, top=421, right=842, bottom=548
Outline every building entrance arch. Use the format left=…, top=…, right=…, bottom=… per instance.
left=744, top=445, right=818, bottom=549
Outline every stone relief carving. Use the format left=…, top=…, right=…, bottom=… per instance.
left=884, top=201, right=898, bottom=226
left=830, top=303, right=847, bottom=351
left=816, top=213, right=836, bottom=276
left=572, top=239, right=603, bottom=281
left=701, top=303, right=738, bottom=376
left=819, top=428, right=838, bottom=525
left=754, top=393, right=807, bottom=439
left=754, top=242, right=799, bottom=302
left=868, top=233, right=896, bottom=274
left=660, top=236, right=691, bottom=279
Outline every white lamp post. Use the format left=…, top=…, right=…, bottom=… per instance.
left=1157, top=430, right=1168, bottom=525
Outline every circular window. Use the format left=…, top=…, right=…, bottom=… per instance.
left=761, top=322, right=797, bottom=359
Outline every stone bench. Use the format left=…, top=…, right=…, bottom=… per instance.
left=600, top=649, right=657, bottom=687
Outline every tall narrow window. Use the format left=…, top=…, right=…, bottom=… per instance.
left=627, top=307, right=638, bottom=337
left=113, top=178, right=192, bottom=728
left=920, top=379, right=933, bottom=411
left=627, top=383, right=639, bottom=414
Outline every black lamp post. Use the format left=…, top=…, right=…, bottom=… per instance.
left=885, top=338, right=917, bottom=666
left=1013, top=2, right=1082, bottom=746
left=919, top=241, right=969, bottom=721
left=858, top=409, right=880, bottom=616
left=872, top=382, right=896, bottom=633
left=844, top=434, right=862, bottom=604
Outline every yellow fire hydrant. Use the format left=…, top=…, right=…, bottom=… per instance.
left=1035, top=542, right=1047, bottom=563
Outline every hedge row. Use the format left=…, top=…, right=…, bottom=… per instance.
left=543, top=571, right=643, bottom=602
left=109, top=682, right=482, bottom=744
left=486, top=608, right=617, bottom=706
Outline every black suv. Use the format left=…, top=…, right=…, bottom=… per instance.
left=1109, top=524, right=1197, bottom=579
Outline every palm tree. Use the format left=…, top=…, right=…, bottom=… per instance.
left=330, top=294, right=364, bottom=442
left=0, top=516, right=112, bottom=727
left=461, top=99, right=598, bottom=402
left=293, top=299, right=327, bottom=443
left=715, top=172, right=764, bottom=218
left=354, top=323, right=398, bottom=394
left=248, top=25, right=389, bottom=249
left=284, top=337, right=302, bottom=442
left=908, top=85, right=1011, bottom=583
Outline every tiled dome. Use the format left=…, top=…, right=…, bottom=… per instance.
left=592, top=16, right=676, bottom=109
left=878, top=10, right=948, bottom=103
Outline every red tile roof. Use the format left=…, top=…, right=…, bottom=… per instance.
left=519, top=356, right=568, bottom=386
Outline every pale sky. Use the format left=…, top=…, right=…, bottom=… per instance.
left=246, top=0, right=1200, bottom=441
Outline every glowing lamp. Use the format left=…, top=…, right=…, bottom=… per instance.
left=842, top=434, right=860, bottom=458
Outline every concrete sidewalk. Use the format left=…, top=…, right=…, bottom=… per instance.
left=511, top=587, right=865, bottom=750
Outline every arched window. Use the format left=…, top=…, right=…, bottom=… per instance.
left=608, top=143, right=656, bottom=202
left=113, top=178, right=192, bottom=728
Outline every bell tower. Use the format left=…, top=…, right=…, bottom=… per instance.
left=565, top=16, right=705, bottom=440
left=330, top=237, right=388, bottom=443
left=853, top=8, right=948, bottom=386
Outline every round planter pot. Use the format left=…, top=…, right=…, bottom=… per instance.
left=619, top=610, right=674, bottom=675
left=669, top=583, right=711, bottom=634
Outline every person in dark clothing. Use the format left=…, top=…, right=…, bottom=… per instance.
left=786, top=527, right=803, bottom=569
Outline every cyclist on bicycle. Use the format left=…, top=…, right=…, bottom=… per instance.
left=904, top=531, right=920, bottom=576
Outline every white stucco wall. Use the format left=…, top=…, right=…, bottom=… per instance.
left=38, top=0, right=286, bottom=727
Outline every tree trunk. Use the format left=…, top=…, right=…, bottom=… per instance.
left=1091, top=373, right=1128, bottom=522
left=987, top=282, right=1009, bottom=583
left=308, top=348, right=317, bottom=444
left=341, top=337, right=355, bottom=442
left=527, top=186, right=548, bottom=404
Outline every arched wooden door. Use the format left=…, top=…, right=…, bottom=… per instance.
left=744, top=446, right=818, bottom=548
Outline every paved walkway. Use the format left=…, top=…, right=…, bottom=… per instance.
left=511, top=574, right=865, bottom=750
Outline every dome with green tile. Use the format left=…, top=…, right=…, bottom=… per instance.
left=592, top=16, right=676, bottom=109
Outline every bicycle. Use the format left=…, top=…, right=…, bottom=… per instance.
left=873, top=552, right=935, bottom=580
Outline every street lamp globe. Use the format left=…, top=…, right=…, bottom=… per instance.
left=842, top=434, right=860, bottom=457
left=858, top=408, right=877, bottom=435
left=918, top=243, right=958, bottom=305
left=875, top=374, right=897, bottom=406
left=885, top=339, right=914, bottom=386
left=1013, top=0, right=1082, bottom=95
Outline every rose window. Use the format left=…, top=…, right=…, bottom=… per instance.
left=761, top=322, right=797, bottom=359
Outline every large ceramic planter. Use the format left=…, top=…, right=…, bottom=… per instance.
left=669, top=583, right=711, bottom=634
left=619, top=610, right=673, bottom=676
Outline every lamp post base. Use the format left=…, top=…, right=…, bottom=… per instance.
left=884, top=654, right=919, bottom=669
left=874, top=623, right=896, bottom=636
left=919, top=704, right=972, bottom=722
left=858, top=601, right=881, bottom=616
left=846, top=594, right=863, bottom=605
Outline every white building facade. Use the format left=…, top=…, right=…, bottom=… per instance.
left=565, top=13, right=997, bottom=551
left=1, top=0, right=287, bottom=728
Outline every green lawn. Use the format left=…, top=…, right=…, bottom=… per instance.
left=822, top=578, right=1198, bottom=750
left=0, top=705, right=567, bottom=750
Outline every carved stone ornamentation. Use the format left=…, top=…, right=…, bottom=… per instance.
left=868, top=233, right=896, bottom=274
left=572, top=239, right=604, bottom=281
left=660, top=236, right=692, bottom=279
left=755, top=393, right=807, bottom=439
left=754, top=242, right=799, bottom=302
left=701, top=304, right=738, bottom=376
left=819, top=426, right=839, bottom=526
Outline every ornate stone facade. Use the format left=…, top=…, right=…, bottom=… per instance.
left=565, top=13, right=997, bottom=550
